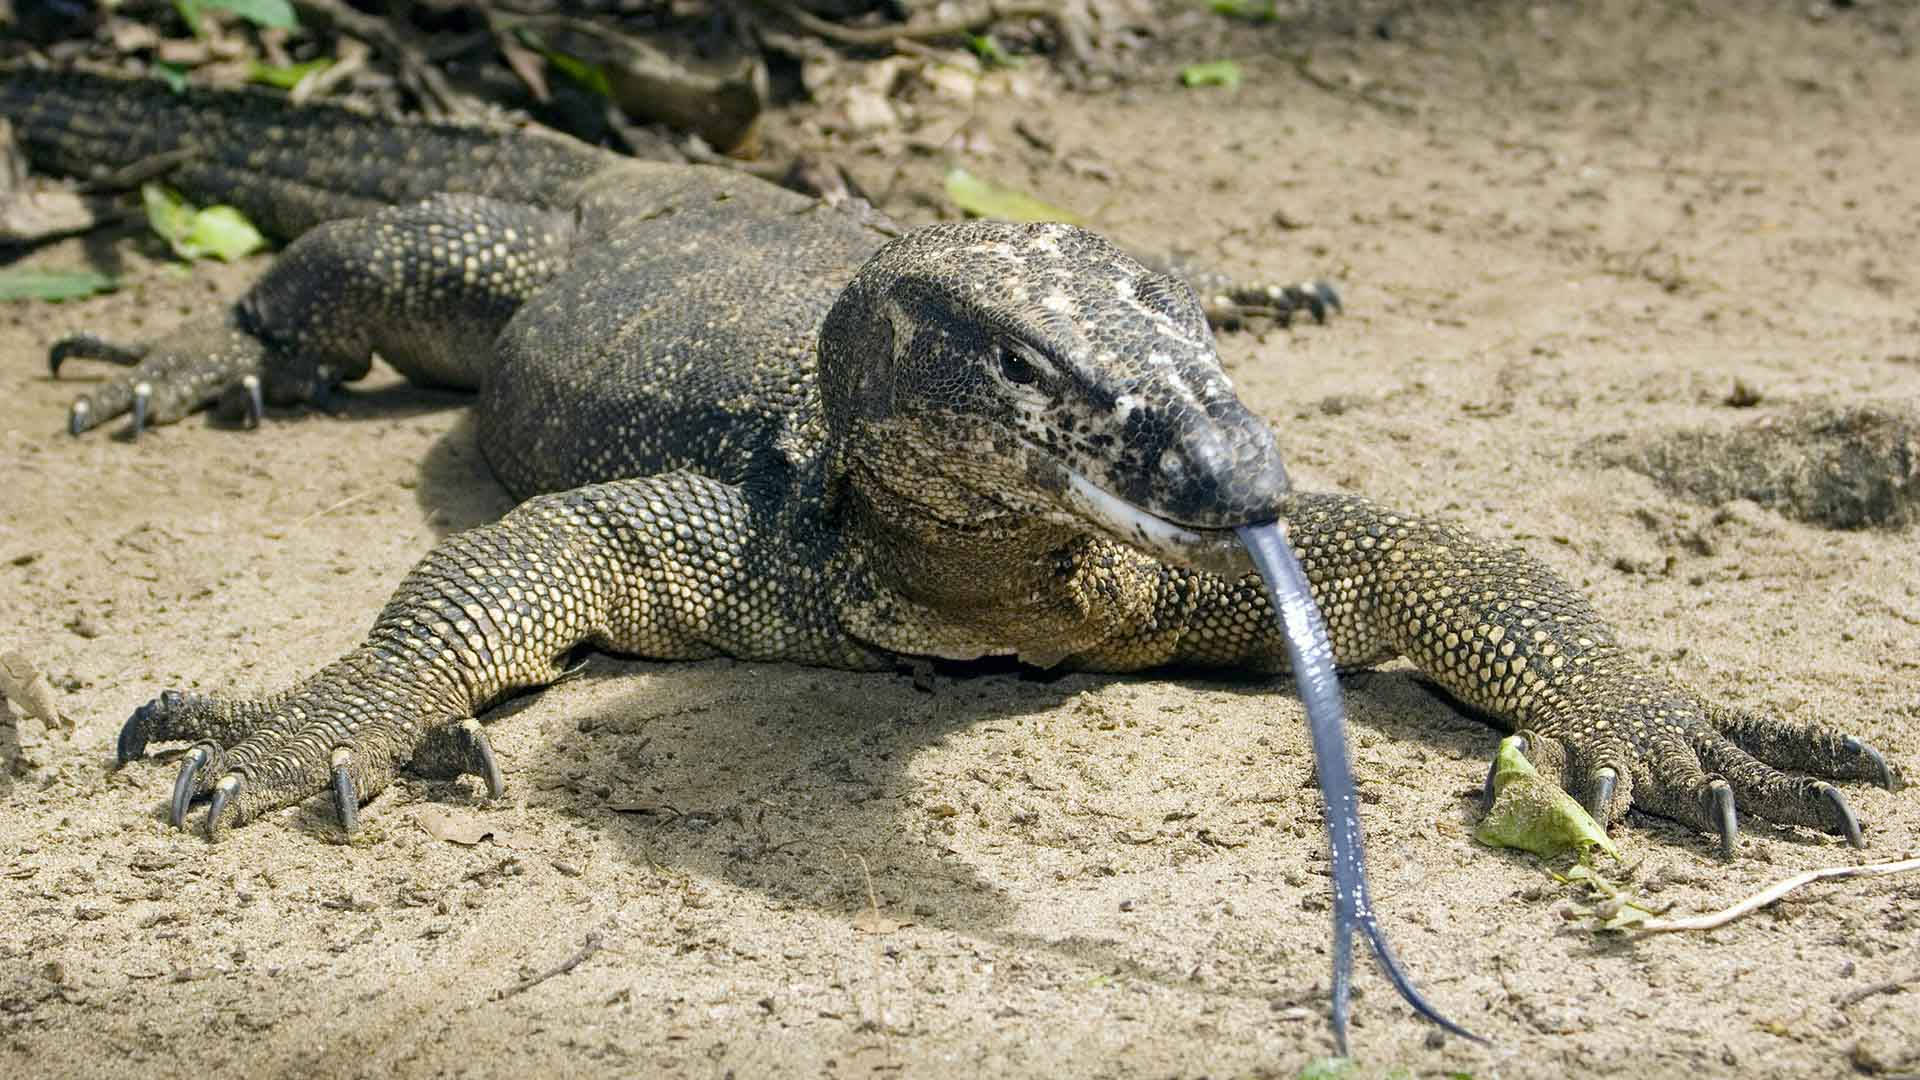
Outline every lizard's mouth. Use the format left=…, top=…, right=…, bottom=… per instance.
left=1059, top=468, right=1258, bottom=577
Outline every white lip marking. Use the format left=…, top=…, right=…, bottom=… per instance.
left=1059, top=467, right=1251, bottom=576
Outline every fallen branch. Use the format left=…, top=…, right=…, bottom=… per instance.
left=1633, top=855, right=1920, bottom=934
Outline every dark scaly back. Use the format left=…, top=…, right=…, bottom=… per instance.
left=0, top=66, right=610, bottom=239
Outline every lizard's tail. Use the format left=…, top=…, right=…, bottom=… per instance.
left=0, top=66, right=607, bottom=239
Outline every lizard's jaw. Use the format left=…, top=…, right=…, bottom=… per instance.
left=1060, top=468, right=1257, bottom=577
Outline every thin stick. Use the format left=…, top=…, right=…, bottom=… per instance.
left=759, top=0, right=1062, bottom=47
left=1833, top=969, right=1920, bottom=1009
left=494, top=931, right=606, bottom=1000
left=294, top=488, right=376, bottom=528
left=1633, top=855, right=1920, bottom=934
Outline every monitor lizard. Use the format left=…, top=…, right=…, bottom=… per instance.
left=0, top=66, right=1899, bottom=1049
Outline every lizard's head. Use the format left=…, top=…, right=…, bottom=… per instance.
left=820, top=221, right=1286, bottom=575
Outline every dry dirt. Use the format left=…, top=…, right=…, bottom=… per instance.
left=3, top=3, right=1918, bottom=1077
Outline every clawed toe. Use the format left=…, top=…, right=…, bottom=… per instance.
left=170, top=744, right=214, bottom=828
left=68, top=397, right=94, bottom=437
left=1816, top=782, right=1865, bottom=848
left=1704, top=780, right=1738, bottom=858
left=49, top=333, right=148, bottom=375
left=1845, top=736, right=1898, bottom=791
left=130, top=381, right=152, bottom=439
left=1584, top=766, right=1618, bottom=822
left=331, top=749, right=359, bottom=835
left=205, top=773, right=245, bottom=840
left=409, top=717, right=506, bottom=798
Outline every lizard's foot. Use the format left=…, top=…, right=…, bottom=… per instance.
left=118, top=681, right=503, bottom=839
left=1499, top=680, right=1899, bottom=857
left=51, top=315, right=270, bottom=438
left=1198, top=277, right=1342, bottom=330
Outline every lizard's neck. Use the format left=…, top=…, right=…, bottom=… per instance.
left=830, top=449, right=1156, bottom=667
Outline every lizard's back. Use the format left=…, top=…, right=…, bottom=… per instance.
left=478, top=162, right=889, bottom=497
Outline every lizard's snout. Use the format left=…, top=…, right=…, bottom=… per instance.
left=1151, top=407, right=1291, bottom=529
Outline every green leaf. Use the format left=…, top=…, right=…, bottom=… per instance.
left=142, top=184, right=268, bottom=262
left=967, top=34, right=1022, bottom=69
left=1298, top=1058, right=1356, bottom=1080
left=0, top=268, right=119, bottom=302
left=1209, top=0, right=1276, bottom=20
left=542, top=48, right=613, bottom=99
left=193, top=0, right=298, bottom=29
left=247, top=57, right=333, bottom=90
left=1473, top=735, right=1619, bottom=860
left=1180, top=60, right=1243, bottom=89
left=943, top=168, right=1083, bottom=225
left=155, top=62, right=190, bottom=94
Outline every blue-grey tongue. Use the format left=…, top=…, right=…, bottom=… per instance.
left=1235, top=522, right=1483, bottom=1053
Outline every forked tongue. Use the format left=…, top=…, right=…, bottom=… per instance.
left=1236, top=522, right=1484, bottom=1053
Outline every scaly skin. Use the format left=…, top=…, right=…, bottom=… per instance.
left=5, top=65, right=1901, bottom=1047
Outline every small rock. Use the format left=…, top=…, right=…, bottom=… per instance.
left=840, top=86, right=898, bottom=134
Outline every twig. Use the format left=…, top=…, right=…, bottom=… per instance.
left=1834, top=969, right=1920, bottom=1009
left=294, top=489, right=376, bottom=528
left=1281, top=48, right=1417, bottom=117
left=494, top=931, right=606, bottom=1000
left=291, top=0, right=488, bottom=122
left=757, top=0, right=1062, bottom=47
left=1632, top=855, right=1920, bottom=934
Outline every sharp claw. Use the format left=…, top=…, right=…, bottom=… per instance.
left=464, top=720, right=505, bottom=799
left=131, top=381, right=152, bottom=439
left=241, top=373, right=264, bottom=430
left=1294, top=283, right=1328, bottom=323
left=1585, top=766, right=1618, bottom=822
left=1816, top=783, right=1865, bottom=848
left=170, top=745, right=211, bottom=828
left=331, top=751, right=358, bottom=836
left=68, top=398, right=92, bottom=437
left=1315, top=280, right=1343, bottom=314
left=118, top=702, right=154, bottom=765
left=205, top=774, right=243, bottom=841
left=1707, top=780, right=1738, bottom=858
left=1481, top=732, right=1531, bottom=810
left=1844, top=736, right=1896, bottom=790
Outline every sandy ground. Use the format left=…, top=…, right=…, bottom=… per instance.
left=3, top=2, right=1918, bottom=1077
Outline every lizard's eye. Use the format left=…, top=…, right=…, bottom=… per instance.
left=998, top=346, right=1040, bottom=385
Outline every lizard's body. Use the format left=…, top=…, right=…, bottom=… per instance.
left=0, top=67, right=1898, bottom=1046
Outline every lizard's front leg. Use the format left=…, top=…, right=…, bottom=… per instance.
left=54, top=194, right=572, bottom=437
left=120, top=472, right=883, bottom=836
left=1092, top=492, right=1900, bottom=855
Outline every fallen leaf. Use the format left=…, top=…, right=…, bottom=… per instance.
left=142, top=184, right=267, bottom=262
left=1475, top=735, right=1617, bottom=859
left=417, top=807, right=496, bottom=846
left=1180, top=60, right=1243, bottom=89
left=0, top=268, right=117, bottom=302
left=944, top=168, right=1083, bottom=225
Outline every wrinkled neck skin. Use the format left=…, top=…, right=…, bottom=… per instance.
left=828, top=420, right=1160, bottom=667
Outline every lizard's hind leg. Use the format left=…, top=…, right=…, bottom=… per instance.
left=52, top=194, right=575, bottom=439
